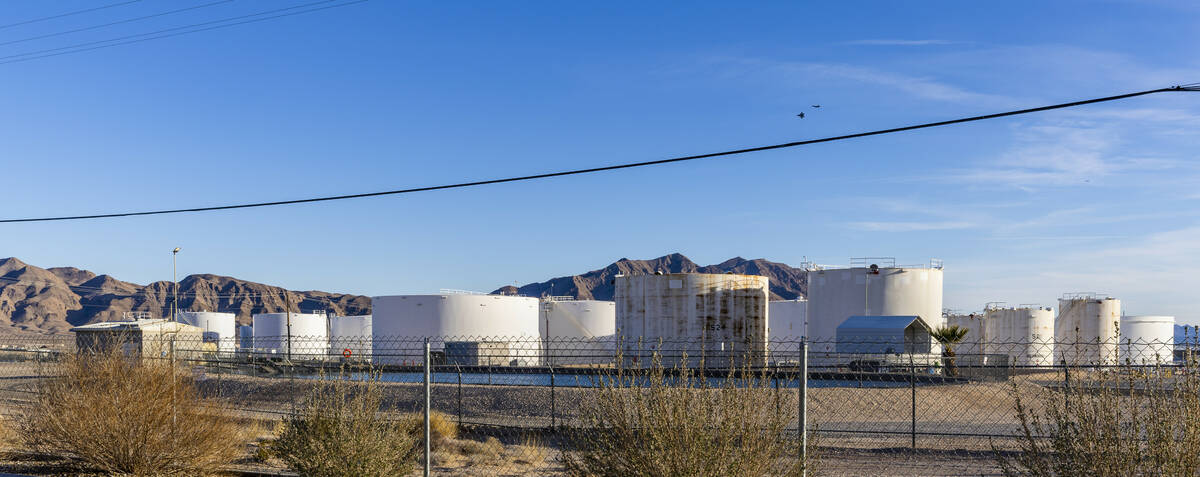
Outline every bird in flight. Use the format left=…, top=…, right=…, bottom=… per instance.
left=812, top=105, right=821, bottom=108
left=796, top=112, right=805, bottom=118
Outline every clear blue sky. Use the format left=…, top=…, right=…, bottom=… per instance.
left=1, top=1, right=1198, bottom=322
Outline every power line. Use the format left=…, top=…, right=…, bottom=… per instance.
left=0, top=0, right=237, bottom=48
left=0, top=1, right=142, bottom=31
left=2, top=85, right=1196, bottom=224
left=0, top=0, right=361, bottom=64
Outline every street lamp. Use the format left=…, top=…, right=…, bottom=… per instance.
left=172, top=247, right=180, bottom=321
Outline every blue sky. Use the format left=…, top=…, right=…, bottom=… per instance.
left=1, top=1, right=1199, bottom=322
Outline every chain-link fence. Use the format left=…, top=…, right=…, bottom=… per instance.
left=0, top=333, right=1191, bottom=475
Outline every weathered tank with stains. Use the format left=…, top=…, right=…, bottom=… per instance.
left=615, top=272, right=769, bottom=367
left=1055, top=294, right=1120, bottom=365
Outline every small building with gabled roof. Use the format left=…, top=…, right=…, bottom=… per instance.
left=71, top=319, right=206, bottom=361
left=835, top=315, right=934, bottom=355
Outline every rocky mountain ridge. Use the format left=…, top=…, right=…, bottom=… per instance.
left=493, top=253, right=807, bottom=301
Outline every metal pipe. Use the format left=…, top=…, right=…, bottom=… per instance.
left=799, top=339, right=808, bottom=476
left=910, top=352, right=916, bottom=449
left=423, top=338, right=431, bottom=477
left=550, top=367, right=557, bottom=429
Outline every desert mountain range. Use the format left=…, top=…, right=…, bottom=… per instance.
left=0, top=253, right=807, bottom=335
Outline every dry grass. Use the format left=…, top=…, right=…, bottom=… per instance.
left=998, top=355, right=1200, bottom=476
left=399, top=411, right=458, bottom=451
left=19, top=346, right=247, bottom=476
left=563, top=354, right=815, bottom=477
left=269, top=371, right=420, bottom=477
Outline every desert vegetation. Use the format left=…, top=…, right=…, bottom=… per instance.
left=563, top=354, right=815, bottom=477
left=19, top=346, right=248, bottom=476
left=997, top=350, right=1200, bottom=476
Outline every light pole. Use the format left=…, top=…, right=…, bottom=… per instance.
left=172, top=247, right=180, bottom=321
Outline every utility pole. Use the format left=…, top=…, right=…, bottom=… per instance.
left=172, top=247, right=180, bottom=321
left=285, top=289, right=293, bottom=362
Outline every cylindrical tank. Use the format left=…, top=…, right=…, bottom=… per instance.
left=176, top=311, right=237, bottom=355
left=768, top=299, right=807, bottom=363
left=615, top=273, right=769, bottom=366
left=329, top=315, right=373, bottom=361
left=984, top=306, right=1055, bottom=367
left=1055, top=295, right=1120, bottom=365
left=805, top=261, right=944, bottom=353
left=237, top=325, right=253, bottom=350
left=252, top=312, right=329, bottom=358
left=945, top=312, right=986, bottom=360
left=371, top=293, right=540, bottom=366
left=1120, top=315, right=1174, bottom=364
left=540, top=299, right=615, bottom=365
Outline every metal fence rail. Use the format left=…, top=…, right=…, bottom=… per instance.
left=0, top=334, right=1190, bottom=475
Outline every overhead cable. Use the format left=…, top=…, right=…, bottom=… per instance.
left=3, top=85, right=1196, bottom=224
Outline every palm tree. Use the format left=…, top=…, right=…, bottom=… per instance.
left=932, top=325, right=969, bottom=377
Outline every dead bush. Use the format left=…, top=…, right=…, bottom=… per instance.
left=269, top=371, right=418, bottom=477
left=21, top=346, right=246, bottom=476
left=998, top=352, right=1200, bottom=476
left=563, top=354, right=815, bottom=477
left=399, top=410, right=458, bottom=450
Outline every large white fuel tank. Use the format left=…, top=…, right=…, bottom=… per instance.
left=1055, top=294, right=1120, bottom=365
left=984, top=306, right=1055, bottom=367
left=177, top=311, right=237, bottom=355
left=1120, top=315, right=1174, bottom=364
left=371, top=293, right=540, bottom=366
left=329, top=315, right=372, bottom=361
left=540, top=298, right=615, bottom=365
left=805, top=259, right=943, bottom=354
left=251, top=312, right=329, bottom=358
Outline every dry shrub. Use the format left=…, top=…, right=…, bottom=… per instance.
left=270, top=371, right=419, bottom=477
left=513, top=435, right=548, bottom=465
left=563, top=355, right=814, bottom=477
left=21, top=347, right=246, bottom=475
left=399, top=411, right=458, bottom=450
left=998, top=353, right=1200, bottom=476
left=465, top=437, right=507, bottom=467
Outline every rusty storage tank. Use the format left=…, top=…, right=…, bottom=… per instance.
left=615, top=272, right=769, bottom=367
left=805, top=258, right=944, bottom=353
left=984, top=305, right=1055, bottom=367
left=1120, top=315, right=1174, bottom=364
left=1055, top=294, right=1121, bottom=365
left=540, top=298, right=616, bottom=366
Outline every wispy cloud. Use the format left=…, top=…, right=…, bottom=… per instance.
left=843, top=39, right=957, bottom=46
left=847, top=221, right=976, bottom=232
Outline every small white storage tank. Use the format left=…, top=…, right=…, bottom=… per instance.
left=1055, top=294, right=1120, bottom=365
left=984, top=305, right=1055, bottom=367
left=372, top=292, right=540, bottom=366
left=945, top=311, right=986, bottom=360
left=237, top=325, right=253, bottom=350
left=540, top=298, right=615, bottom=365
left=615, top=273, right=769, bottom=366
left=329, top=315, right=373, bottom=361
left=177, top=311, right=237, bottom=355
left=805, top=258, right=944, bottom=353
left=1120, top=315, right=1174, bottom=364
left=252, top=312, right=329, bottom=358
left=768, top=299, right=807, bottom=363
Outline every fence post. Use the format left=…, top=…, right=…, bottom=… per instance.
left=550, top=366, right=557, bottom=429
left=423, top=338, right=431, bottom=477
left=456, top=366, right=463, bottom=429
left=799, top=339, right=808, bottom=476
left=909, top=351, right=916, bottom=449
left=1062, top=355, right=1070, bottom=409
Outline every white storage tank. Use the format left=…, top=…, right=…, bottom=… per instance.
left=945, top=311, right=986, bottom=360
left=805, top=258, right=944, bottom=353
left=237, top=325, right=253, bottom=350
left=984, top=305, right=1055, bottom=367
left=329, top=315, right=373, bottom=361
left=177, top=311, right=237, bottom=355
left=540, top=298, right=616, bottom=365
left=615, top=272, right=769, bottom=366
left=1120, top=315, right=1174, bottom=364
left=252, top=312, right=330, bottom=359
left=768, top=299, right=807, bottom=363
left=1055, top=294, right=1120, bottom=365
left=371, top=292, right=540, bottom=366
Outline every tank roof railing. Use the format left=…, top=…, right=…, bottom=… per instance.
left=850, top=257, right=896, bottom=268
left=984, top=302, right=1008, bottom=311
left=438, top=288, right=490, bottom=295
left=1061, top=292, right=1103, bottom=301
left=545, top=296, right=578, bottom=302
